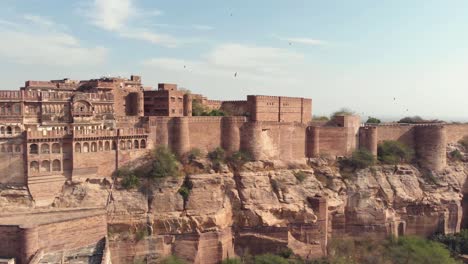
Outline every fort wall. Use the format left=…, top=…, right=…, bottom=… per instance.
left=415, top=126, right=447, bottom=172
left=375, top=126, right=416, bottom=148
left=0, top=226, right=20, bottom=260
left=359, top=126, right=378, bottom=155
left=0, top=209, right=107, bottom=264
left=445, top=124, right=468, bottom=144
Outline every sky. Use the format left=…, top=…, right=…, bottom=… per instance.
left=0, top=0, right=467, bottom=121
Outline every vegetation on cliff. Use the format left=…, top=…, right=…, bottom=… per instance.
left=433, top=229, right=468, bottom=257
left=151, top=146, right=181, bottom=178
left=378, top=140, right=414, bottom=164
left=339, top=149, right=375, bottom=171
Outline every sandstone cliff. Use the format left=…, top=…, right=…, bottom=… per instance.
left=43, top=158, right=468, bottom=264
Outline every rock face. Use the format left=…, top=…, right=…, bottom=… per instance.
left=39, top=160, right=468, bottom=263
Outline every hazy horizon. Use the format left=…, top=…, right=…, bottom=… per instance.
left=0, top=0, right=467, bottom=121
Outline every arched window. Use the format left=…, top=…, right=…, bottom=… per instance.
left=83, top=142, right=89, bottom=153
left=91, top=142, right=97, bottom=152
left=140, top=139, right=146, bottom=149
left=40, top=160, right=50, bottom=172
left=52, top=160, right=61, bottom=171
left=120, top=140, right=126, bottom=150
left=14, top=126, right=20, bottom=134
left=7, top=145, right=12, bottom=153
left=30, top=144, right=38, bottom=154
left=41, top=143, right=50, bottom=154
left=15, top=145, right=21, bottom=153
left=134, top=140, right=139, bottom=149
left=104, top=141, right=110, bottom=151
left=30, top=161, right=39, bottom=173
left=0, top=127, right=4, bottom=135
left=112, top=141, right=117, bottom=150
left=127, top=140, right=132, bottom=149
left=52, top=143, right=61, bottom=153
left=99, top=141, right=103, bottom=151
left=75, top=143, right=81, bottom=153
left=6, top=126, right=12, bottom=135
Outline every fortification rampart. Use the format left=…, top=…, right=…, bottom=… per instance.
left=0, top=209, right=107, bottom=264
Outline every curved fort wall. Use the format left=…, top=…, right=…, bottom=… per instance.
left=359, top=126, right=378, bottom=155
left=415, top=125, right=447, bottom=172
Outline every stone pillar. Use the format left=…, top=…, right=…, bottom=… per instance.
left=222, top=117, right=241, bottom=154
left=183, top=94, right=192, bottom=117
left=415, top=125, right=447, bottom=172
left=20, top=227, right=39, bottom=264
left=241, top=122, right=263, bottom=160
left=309, top=196, right=328, bottom=256
left=155, top=117, right=170, bottom=147
left=307, top=126, right=320, bottom=157
left=173, top=117, right=190, bottom=156
left=136, top=92, right=144, bottom=116
left=359, top=126, right=378, bottom=156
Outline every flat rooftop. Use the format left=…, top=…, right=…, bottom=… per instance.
left=0, top=208, right=106, bottom=228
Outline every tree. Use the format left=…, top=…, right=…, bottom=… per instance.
left=332, top=108, right=355, bottom=117
left=378, top=140, right=414, bottom=164
left=398, top=116, right=425, bottom=123
left=150, top=146, right=180, bottom=179
left=366, top=116, right=381, bottom=124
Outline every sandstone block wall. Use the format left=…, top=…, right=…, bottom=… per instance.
left=0, top=210, right=107, bottom=264
left=0, top=226, right=20, bottom=260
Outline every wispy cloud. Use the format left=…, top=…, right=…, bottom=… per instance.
left=153, top=23, right=214, bottom=31
left=23, top=14, right=55, bottom=28
left=0, top=16, right=107, bottom=66
left=143, top=43, right=304, bottom=81
left=275, top=35, right=327, bottom=46
left=83, top=0, right=180, bottom=47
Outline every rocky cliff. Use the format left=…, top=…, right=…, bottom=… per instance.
left=33, top=157, right=467, bottom=264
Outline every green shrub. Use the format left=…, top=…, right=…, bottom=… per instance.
left=313, top=115, right=330, bottom=122
left=450, top=149, right=463, bottom=161
left=134, top=227, right=148, bottom=241
left=178, top=186, right=190, bottom=201
left=151, top=146, right=180, bottom=179
left=159, top=255, right=186, bottom=264
left=192, top=100, right=207, bottom=116
left=432, top=229, right=468, bottom=256
left=183, top=148, right=202, bottom=164
left=332, top=108, right=355, bottom=117
left=340, top=149, right=375, bottom=170
left=227, top=151, right=252, bottom=170
left=253, top=254, right=289, bottom=264
left=208, top=147, right=225, bottom=162
left=277, top=247, right=294, bottom=259
left=398, top=116, right=425, bottom=123
left=121, top=174, right=140, bottom=189
left=208, top=147, right=226, bottom=170
left=378, top=140, right=414, bottom=164
left=366, top=116, right=381, bottom=124
left=204, top=109, right=226, bottom=116
left=384, top=236, right=458, bottom=264
left=116, top=168, right=140, bottom=189
left=294, top=171, right=307, bottom=183
left=221, top=258, right=242, bottom=264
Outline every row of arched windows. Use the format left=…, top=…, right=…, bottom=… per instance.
left=74, top=139, right=146, bottom=153
left=29, top=143, right=61, bottom=154
left=30, top=159, right=61, bottom=173
left=0, top=126, right=21, bottom=135
left=1, top=144, right=21, bottom=153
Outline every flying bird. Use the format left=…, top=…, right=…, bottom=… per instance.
left=184, top=65, right=186, bottom=69
left=234, top=72, right=238, bottom=77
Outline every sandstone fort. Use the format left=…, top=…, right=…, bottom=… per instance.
left=0, top=75, right=467, bottom=263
